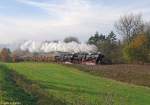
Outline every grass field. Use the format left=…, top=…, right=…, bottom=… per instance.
left=1, top=62, right=149, bottom=105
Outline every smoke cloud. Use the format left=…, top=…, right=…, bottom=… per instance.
left=20, top=40, right=97, bottom=53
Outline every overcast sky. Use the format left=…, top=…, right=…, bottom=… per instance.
left=0, top=0, right=150, bottom=44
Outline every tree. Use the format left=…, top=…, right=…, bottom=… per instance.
left=88, top=32, right=106, bottom=45
left=0, top=48, right=11, bottom=62
left=144, top=23, right=150, bottom=61
left=63, top=36, right=80, bottom=43
left=144, top=23, right=150, bottom=48
left=115, top=13, right=144, bottom=44
left=123, top=33, right=149, bottom=63
left=88, top=31, right=123, bottom=63
left=107, top=31, right=117, bottom=42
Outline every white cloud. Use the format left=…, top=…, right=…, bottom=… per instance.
left=0, top=0, right=150, bottom=44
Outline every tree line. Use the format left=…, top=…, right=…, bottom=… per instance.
left=88, top=13, right=150, bottom=64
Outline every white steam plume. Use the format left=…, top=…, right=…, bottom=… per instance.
left=20, top=40, right=97, bottom=53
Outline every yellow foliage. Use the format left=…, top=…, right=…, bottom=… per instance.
left=130, top=34, right=147, bottom=49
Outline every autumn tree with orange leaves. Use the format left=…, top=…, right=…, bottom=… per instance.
left=123, top=33, right=149, bottom=63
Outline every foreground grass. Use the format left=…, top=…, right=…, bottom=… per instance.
left=0, top=65, right=36, bottom=105
left=5, top=62, right=150, bottom=105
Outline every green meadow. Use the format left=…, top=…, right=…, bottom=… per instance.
left=0, top=62, right=150, bottom=105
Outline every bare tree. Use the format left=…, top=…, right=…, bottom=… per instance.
left=63, top=36, right=80, bottom=43
left=115, top=13, right=144, bottom=44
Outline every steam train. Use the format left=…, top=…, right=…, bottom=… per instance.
left=13, top=52, right=112, bottom=65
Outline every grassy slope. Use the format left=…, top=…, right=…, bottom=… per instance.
left=6, top=62, right=150, bottom=105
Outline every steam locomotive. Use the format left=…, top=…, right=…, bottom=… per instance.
left=54, top=52, right=112, bottom=65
